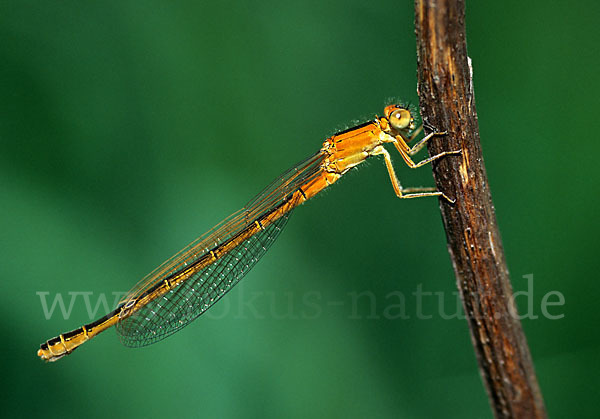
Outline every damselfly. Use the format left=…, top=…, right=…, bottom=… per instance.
left=38, top=104, right=460, bottom=362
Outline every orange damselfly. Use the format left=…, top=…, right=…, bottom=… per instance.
left=38, top=104, right=460, bottom=362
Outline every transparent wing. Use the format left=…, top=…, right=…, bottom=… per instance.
left=116, top=211, right=291, bottom=347
left=115, top=151, right=325, bottom=347
left=117, top=151, right=324, bottom=305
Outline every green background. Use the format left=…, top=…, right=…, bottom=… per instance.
left=1, top=1, right=598, bottom=418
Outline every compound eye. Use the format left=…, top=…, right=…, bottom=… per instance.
left=389, top=108, right=412, bottom=131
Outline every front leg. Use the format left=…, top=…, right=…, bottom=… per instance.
left=407, top=129, right=448, bottom=156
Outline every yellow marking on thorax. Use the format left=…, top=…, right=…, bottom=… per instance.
left=322, top=121, right=384, bottom=175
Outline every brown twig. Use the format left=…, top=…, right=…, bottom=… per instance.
left=414, top=1, right=546, bottom=417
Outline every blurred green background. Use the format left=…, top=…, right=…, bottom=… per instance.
left=1, top=1, right=598, bottom=418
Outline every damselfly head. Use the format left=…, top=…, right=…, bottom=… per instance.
left=384, top=105, right=415, bottom=132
